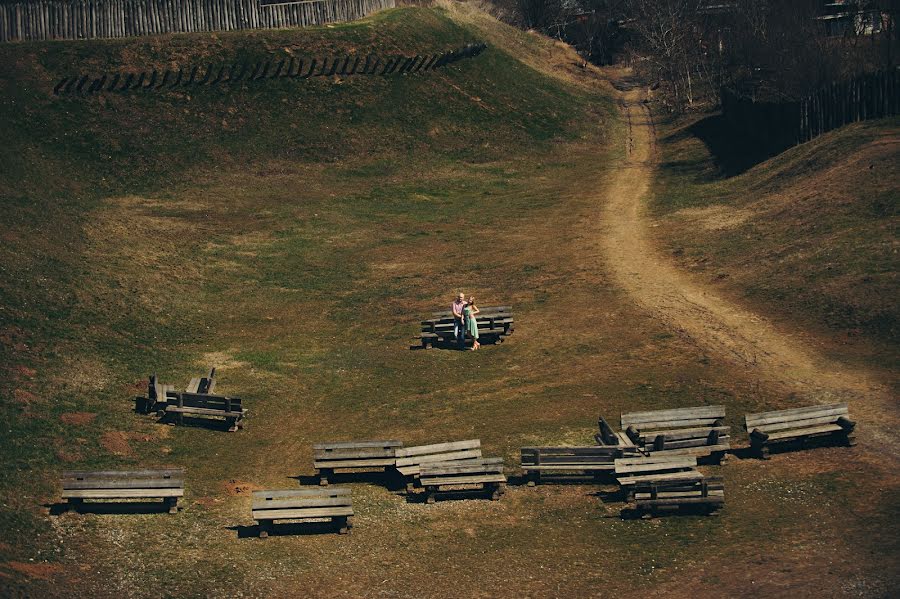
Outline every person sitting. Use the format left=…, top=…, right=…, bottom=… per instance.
left=464, top=296, right=480, bottom=351
left=451, top=292, right=467, bottom=350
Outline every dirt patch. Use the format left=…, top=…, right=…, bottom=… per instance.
left=199, top=351, right=249, bottom=371
left=99, top=431, right=133, bottom=457
left=672, top=205, right=754, bottom=231
left=5, top=561, right=64, bottom=580
left=13, top=365, right=37, bottom=378
left=224, top=480, right=260, bottom=496
left=60, top=412, right=97, bottom=426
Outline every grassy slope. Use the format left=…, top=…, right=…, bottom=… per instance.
left=650, top=114, right=899, bottom=366
left=1, top=5, right=898, bottom=597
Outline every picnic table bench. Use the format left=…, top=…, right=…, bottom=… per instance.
left=417, top=306, right=515, bottom=349
left=395, top=440, right=483, bottom=491
left=134, top=373, right=177, bottom=414
left=629, top=477, right=724, bottom=516
left=185, top=367, right=216, bottom=395
left=313, top=440, right=403, bottom=485
left=520, top=446, right=637, bottom=485
left=595, top=416, right=638, bottom=449
left=60, top=468, right=184, bottom=513
left=165, top=392, right=245, bottom=432
left=419, top=457, right=506, bottom=503
left=745, top=403, right=856, bottom=458
left=621, top=405, right=730, bottom=463
left=251, top=488, right=353, bottom=537
left=614, top=456, right=702, bottom=499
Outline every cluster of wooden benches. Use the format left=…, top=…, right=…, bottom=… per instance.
left=521, top=402, right=855, bottom=517
left=134, top=368, right=246, bottom=432
left=314, top=438, right=506, bottom=504
left=57, top=398, right=855, bottom=531
left=417, top=306, right=515, bottom=349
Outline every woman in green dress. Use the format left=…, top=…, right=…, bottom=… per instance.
left=464, top=296, right=480, bottom=350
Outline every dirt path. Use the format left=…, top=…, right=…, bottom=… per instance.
left=600, top=85, right=898, bottom=448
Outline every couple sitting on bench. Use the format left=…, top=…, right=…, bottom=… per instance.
left=451, top=292, right=481, bottom=351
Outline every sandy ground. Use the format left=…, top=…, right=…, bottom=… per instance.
left=599, top=83, right=899, bottom=455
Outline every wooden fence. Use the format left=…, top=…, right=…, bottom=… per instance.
left=722, top=69, right=900, bottom=149
left=0, top=0, right=395, bottom=42
left=52, top=43, right=488, bottom=94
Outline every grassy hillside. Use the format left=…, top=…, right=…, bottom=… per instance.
left=1, top=4, right=898, bottom=597
left=650, top=114, right=899, bottom=361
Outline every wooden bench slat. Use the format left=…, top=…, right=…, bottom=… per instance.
left=252, top=488, right=351, bottom=500
left=617, top=471, right=704, bottom=486
left=420, top=463, right=504, bottom=476
left=642, top=444, right=731, bottom=457
left=251, top=497, right=352, bottom=511
left=615, top=455, right=698, bottom=467
left=314, top=448, right=398, bottom=460
left=186, top=377, right=201, bottom=393
left=166, top=406, right=243, bottom=417
left=420, top=474, right=507, bottom=486
left=396, top=450, right=482, bottom=474
left=313, top=458, right=396, bottom=469
left=622, top=405, right=725, bottom=424
left=395, top=440, right=480, bottom=458
left=63, top=479, right=183, bottom=490
left=634, top=489, right=725, bottom=500
left=523, top=464, right=615, bottom=471
left=746, top=408, right=849, bottom=430
left=639, top=426, right=731, bottom=442
left=764, top=423, right=844, bottom=441
left=745, top=403, right=848, bottom=424
left=62, top=489, right=184, bottom=498
left=749, top=415, right=848, bottom=434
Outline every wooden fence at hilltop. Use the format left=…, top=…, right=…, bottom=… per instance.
left=722, top=69, right=900, bottom=149
left=0, top=0, right=395, bottom=42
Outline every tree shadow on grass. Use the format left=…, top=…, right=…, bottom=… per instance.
left=686, top=114, right=791, bottom=177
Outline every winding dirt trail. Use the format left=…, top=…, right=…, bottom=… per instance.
left=600, top=85, right=898, bottom=448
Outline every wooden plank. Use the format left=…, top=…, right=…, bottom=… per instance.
left=639, top=426, right=730, bottom=442
left=635, top=494, right=724, bottom=508
left=252, top=506, right=353, bottom=520
left=421, top=474, right=507, bottom=486
left=745, top=403, right=847, bottom=423
left=746, top=407, right=848, bottom=429
left=617, top=471, right=703, bottom=486
left=420, top=463, right=504, bottom=476
left=313, top=440, right=402, bottom=450
left=314, top=448, right=398, bottom=460
left=251, top=497, right=352, bottom=511
left=396, top=449, right=482, bottom=472
left=615, top=455, right=697, bottom=466
left=635, top=489, right=725, bottom=500
left=622, top=405, right=725, bottom=423
left=521, top=446, right=622, bottom=456
left=165, top=406, right=242, bottom=417
left=765, top=424, right=844, bottom=441
left=252, top=488, right=350, bottom=500
left=394, top=440, right=480, bottom=459
left=62, top=488, right=184, bottom=498
left=522, top=464, right=615, bottom=471
left=622, top=417, right=721, bottom=431
left=186, top=377, right=201, bottom=393
left=643, top=444, right=730, bottom=457
left=614, top=431, right=636, bottom=447
left=313, top=458, right=395, bottom=469
left=63, top=478, right=183, bottom=489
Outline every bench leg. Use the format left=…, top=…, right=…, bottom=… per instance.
left=490, top=484, right=505, bottom=501
left=425, top=489, right=436, bottom=504
left=227, top=418, right=239, bottom=433
left=258, top=521, right=271, bottom=538
left=337, top=516, right=351, bottom=535
left=842, top=432, right=857, bottom=447
left=66, top=498, right=83, bottom=512
left=319, top=469, right=331, bottom=486
left=166, top=497, right=178, bottom=514
left=406, top=480, right=416, bottom=494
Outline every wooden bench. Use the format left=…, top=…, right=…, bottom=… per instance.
left=621, top=405, right=730, bottom=463
left=629, top=477, right=724, bottom=516
left=595, top=416, right=638, bottom=449
left=251, top=488, right=353, bottom=537
left=185, top=367, right=216, bottom=395
left=744, top=403, right=856, bottom=458
left=418, top=306, right=515, bottom=348
left=614, top=456, right=702, bottom=499
left=134, top=373, right=177, bottom=414
left=165, top=392, right=245, bottom=432
left=61, top=469, right=184, bottom=513
left=520, top=446, right=637, bottom=485
left=313, top=440, right=403, bottom=485
left=395, top=440, right=482, bottom=490
left=419, top=457, right=506, bottom=503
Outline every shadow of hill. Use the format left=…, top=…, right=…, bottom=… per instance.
left=686, top=113, right=791, bottom=177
